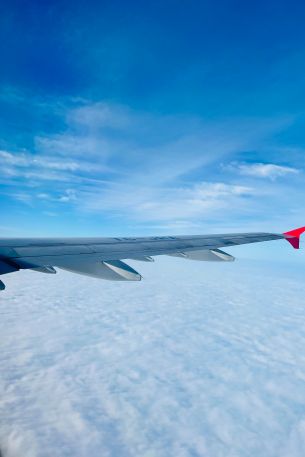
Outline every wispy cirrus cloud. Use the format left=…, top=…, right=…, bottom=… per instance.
left=228, top=162, right=300, bottom=180
left=82, top=181, right=256, bottom=222
left=0, top=99, right=298, bottom=231
left=0, top=150, right=108, bottom=175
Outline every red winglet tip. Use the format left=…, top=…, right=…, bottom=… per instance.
left=286, top=237, right=300, bottom=249
left=283, top=226, right=305, bottom=249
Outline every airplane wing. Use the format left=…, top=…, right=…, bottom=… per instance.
left=0, top=226, right=304, bottom=290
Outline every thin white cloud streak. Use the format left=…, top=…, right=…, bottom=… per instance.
left=0, top=150, right=108, bottom=175
left=228, top=162, right=300, bottom=180
left=83, top=181, right=256, bottom=221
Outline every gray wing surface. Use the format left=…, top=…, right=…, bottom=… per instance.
left=0, top=231, right=288, bottom=289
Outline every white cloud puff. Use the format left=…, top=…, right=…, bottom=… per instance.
left=231, top=162, right=300, bottom=179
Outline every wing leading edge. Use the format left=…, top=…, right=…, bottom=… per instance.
left=0, top=226, right=303, bottom=290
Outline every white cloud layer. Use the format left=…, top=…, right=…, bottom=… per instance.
left=1, top=259, right=305, bottom=457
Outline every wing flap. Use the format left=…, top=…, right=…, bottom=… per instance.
left=127, top=256, right=154, bottom=262
left=58, top=259, right=141, bottom=281
left=169, top=249, right=235, bottom=261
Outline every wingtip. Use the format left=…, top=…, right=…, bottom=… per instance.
left=283, top=226, right=305, bottom=249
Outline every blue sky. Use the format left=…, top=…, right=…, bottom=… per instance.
left=1, top=0, right=305, bottom=251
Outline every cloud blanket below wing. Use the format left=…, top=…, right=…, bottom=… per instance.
left=1, top=258, right=305, bottom=457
